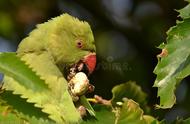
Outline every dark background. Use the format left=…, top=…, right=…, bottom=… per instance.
left=0, top=0, right=190, bottom=122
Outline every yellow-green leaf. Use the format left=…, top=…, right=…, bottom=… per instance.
left=111, top=81, right=147, bottom=107
left=0, top=52, right=81, bottom=123
left=114, top=99, right=159, bottom=124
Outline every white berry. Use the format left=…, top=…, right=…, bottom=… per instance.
left=69, top=72, right=89, bottom=96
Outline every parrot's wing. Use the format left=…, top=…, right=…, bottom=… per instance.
left=3, top=51, right=81, bottom=124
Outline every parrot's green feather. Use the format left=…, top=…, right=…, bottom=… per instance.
left=17, top=14, right=95, bottom=65
left=2, top=13, right=96, bottom=123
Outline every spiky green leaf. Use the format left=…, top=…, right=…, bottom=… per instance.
left=0, top=91, right=55, bottom=124
left=0, top=52, right=48, bottom=91
left=0, top=52, right=81, bottom=123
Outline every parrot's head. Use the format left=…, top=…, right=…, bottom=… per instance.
left=47, top=14, right=96, bottom=75
left=17, top=14, right=96, bottom=75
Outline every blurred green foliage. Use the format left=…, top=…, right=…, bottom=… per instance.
left=0, top=0, right=190, bottom=123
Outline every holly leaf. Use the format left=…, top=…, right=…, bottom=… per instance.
left=153, top=2, right=190, bottom=108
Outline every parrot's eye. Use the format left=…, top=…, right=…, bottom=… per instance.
left=76, top=40, right=83, bottom=49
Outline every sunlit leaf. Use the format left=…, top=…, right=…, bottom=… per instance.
left=0, top=52, right=81, bottom=123
left=178, top=4, right=190, bottom=19
left=153, top=2, right=190, bottom=108
left=0, top=52, right=48, bottom=91
left=0, top=90, right=53, bottom=123
left=83, top=82, right=158, bottom=124
left=111, top=83, right=158, bottom=124
left=82, top=100, right=159, bottom=124
left=111, top=81, right=147, bottom=108
left=114, top=98, right=159, bottom=124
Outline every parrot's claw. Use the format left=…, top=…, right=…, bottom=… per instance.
left=77, top=105, right=87, bottom=118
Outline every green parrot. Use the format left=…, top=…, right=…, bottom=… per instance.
left=2, top=14, right=96, bottom=123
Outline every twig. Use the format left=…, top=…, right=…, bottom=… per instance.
left=88, top=95, right=111, bottom=106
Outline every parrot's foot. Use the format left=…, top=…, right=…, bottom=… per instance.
left=77, top=105, right=87, bottom=118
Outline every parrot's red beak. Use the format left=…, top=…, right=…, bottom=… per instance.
left=83, top=53, right=96, bottom=74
